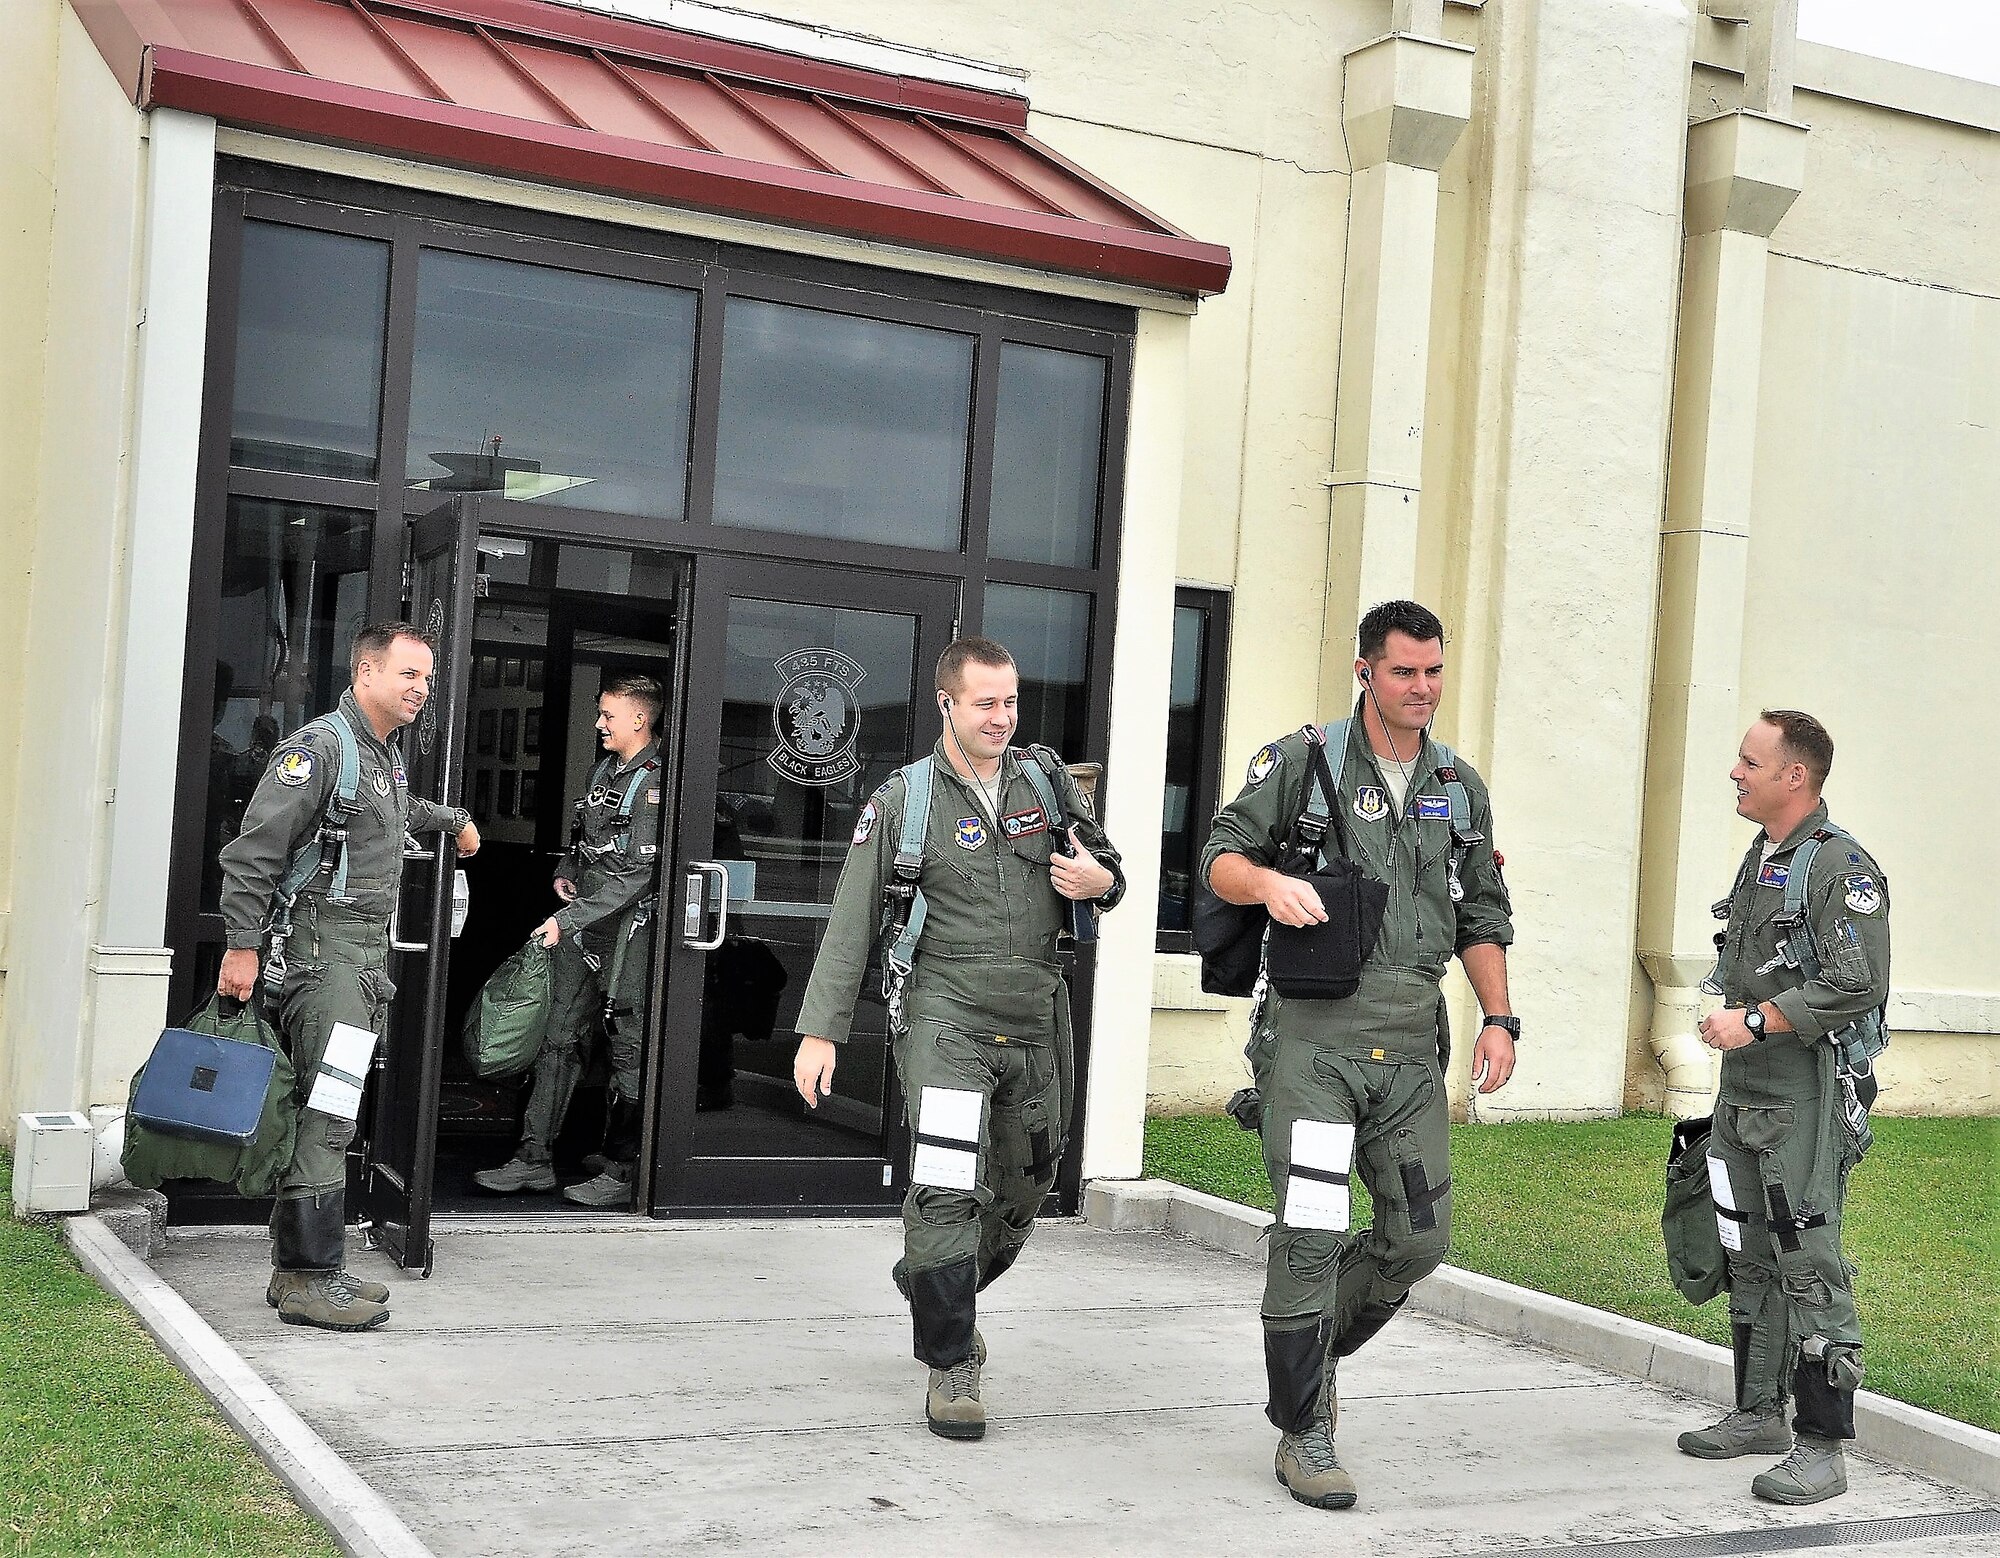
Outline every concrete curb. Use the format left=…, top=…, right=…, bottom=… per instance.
left=63, top=1215, right=434, bottom=1558
left=1083, top=1177, right=2000, bottom=1499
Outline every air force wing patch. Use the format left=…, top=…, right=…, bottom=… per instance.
left=955, top=816, right=987, bottom=850
left=1843, top=873, right=1882, bottom=915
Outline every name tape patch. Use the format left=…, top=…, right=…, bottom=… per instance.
left=1001, top=807, right=1047, bottom=839
left=1757, top=861, right=1789, bottom=889
left=1414, top=794, right=1451, bottom=820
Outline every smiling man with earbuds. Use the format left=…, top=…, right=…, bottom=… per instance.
left=793, top=636, right=1123, bottom=1441
left=1203, top=599, right=1516, bottom=1510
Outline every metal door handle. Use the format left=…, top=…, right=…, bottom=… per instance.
left=683, top=861, right=728, bottom=950
left=390, top=837, right=444, bottom=952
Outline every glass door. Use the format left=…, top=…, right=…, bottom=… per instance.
left=655, top=557, right=959, bottom=1211
left=359, top=498, right=477, bottom=1272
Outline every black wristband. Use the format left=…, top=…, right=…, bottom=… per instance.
left=1481, top=1015, right=1522, bottom=1040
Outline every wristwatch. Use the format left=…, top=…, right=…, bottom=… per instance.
left=1481, top=1015, right=1522, bottom=1040
left=1743, top=1006, right=1766, bottom=1042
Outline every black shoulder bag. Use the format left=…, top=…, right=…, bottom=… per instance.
left=1263, top=733, right=1388, bottom=1002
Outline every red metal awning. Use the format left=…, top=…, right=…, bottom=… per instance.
left=73, top=0, right=1231, bottom=297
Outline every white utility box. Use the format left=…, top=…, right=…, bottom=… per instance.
left=13, top=1111, right=94, bottom=1215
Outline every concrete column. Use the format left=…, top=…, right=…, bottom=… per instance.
left=88, top=108, right=216, bottom=1107
left=1321, top=32, right=1472, bottom=703
left=1637, top=110, right=1807, bottom=1116
left=1449, top=0, right=1694, bottom=1119
left=1084, top=309, right=1190, bottom=1180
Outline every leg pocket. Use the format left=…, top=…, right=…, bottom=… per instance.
left=1282, top=1119, right=1356, bottom=1233
left=912, top=1084, right=985, bottom=1193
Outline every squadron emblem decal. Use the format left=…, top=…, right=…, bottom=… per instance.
left=769, top=648, right=865, bottom=787
left=1247, top=745, right=1278, bottom=786
left=274, top=749, right=315, bottom=787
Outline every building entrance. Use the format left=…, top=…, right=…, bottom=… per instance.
left=353, top=499, right=960, bottom=1270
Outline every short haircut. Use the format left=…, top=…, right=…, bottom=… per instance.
left=350, top=622, right=431, bottom=676
left=936, top=636, right=1016, bottom=696
left=1760, top=708, right=1833, bottom=789
left=1357, top=600, right=1446, bottom=661
left=603, top=672, right=665, bottom=731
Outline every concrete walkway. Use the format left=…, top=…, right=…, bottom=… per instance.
left=151, top=1218, right=1993, bottom=1557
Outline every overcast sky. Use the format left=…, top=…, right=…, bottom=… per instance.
left=1798, top=0, right=2000, bottom=88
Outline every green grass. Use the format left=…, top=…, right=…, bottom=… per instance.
left=1144, top=1112, right=2000, bottom=1432
left=0, top=1155, right=337, bottom=1557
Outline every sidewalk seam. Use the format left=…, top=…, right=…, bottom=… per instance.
left=63, top=1214, right=435, bottom=1558
left=1082, top=1176, right=2000, bottom=1500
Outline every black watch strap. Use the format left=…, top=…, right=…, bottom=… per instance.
left=1482, top=1015, right=1522, bottom=1039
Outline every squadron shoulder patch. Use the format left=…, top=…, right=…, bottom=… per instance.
left=1843, top=873, right=1882, bottom=915
left=1246, top=745, right=1278, bottom=787
left=274, top=748, right=316, bottom=787
left=1353, top=785, right=1389, bottom=824
left=955, top=816, right=987, bottom=851
left=852, top=800, right=878, bottom=846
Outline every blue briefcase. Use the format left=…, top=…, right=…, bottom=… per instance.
left=130, top=1025, right=279, bottom=1147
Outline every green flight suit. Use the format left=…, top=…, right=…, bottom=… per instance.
left=218, top=690, right=466, bottom=1266
left=1709, top=802, right=1890, bottom=1440
left=517, top=741, right=664, bottom=1167
left=1200, top=710, right=1512, bottom=1433
left=797, top=740, right=1123, bottom=1368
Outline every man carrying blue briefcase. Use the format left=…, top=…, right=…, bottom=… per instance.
left=123, top=995, right=298, bottom=1198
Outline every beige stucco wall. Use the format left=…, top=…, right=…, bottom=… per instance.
left=0, top=0, right=63, bottom=1123
left=0, top=2, right=149, bottom=1133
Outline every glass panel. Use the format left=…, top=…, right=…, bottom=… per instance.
left=712, top=298, right=972, bottom=550
left=199, top=498, right=374, bottom=912
left=1159, top=603, right=1209, bottom=934
left=230, top=223, right=389, bottom=479
left=983, top=583, right=1091, bottom=756
left=693, top=596, right=921, bottom=1156
left=436, top=548, right=680, bottom=1212
left=988, top=343, right=1107, bottom=568
left=406, top=251, right=697, bottom=518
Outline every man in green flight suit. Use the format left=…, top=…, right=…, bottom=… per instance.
left=476, top=674, right=665, bottom=1208
left=218, top=623, right=479, bottom=1333
left=792, top=636, right=1123, bottom=1442
left=1679, top=710, right=1891, bottom=1505
left=1203, top=600, right=1517, bottom=1511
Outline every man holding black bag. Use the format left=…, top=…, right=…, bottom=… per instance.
left=1202, top=600, right=1516, bottom=1511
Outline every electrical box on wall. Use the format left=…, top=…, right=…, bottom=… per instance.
left=12, top=1112, right=93, bottom=1215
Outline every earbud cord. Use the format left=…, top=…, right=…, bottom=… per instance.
left=942, top=700, right=1005, bottom=821
left=1360, top=674, right=1426, bottom=825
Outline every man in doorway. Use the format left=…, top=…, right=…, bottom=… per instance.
left=218, top=623, right=479, bottom=1332
left=792, top=637, right=1124, bottom=1441
left=1203, top=599, right=1516, bottom=1510
left=476, top=674, right=665, bottom=1208
left=1679, top=711, right=1890, bottom=1505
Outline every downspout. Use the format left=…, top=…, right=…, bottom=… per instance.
left=1641, top=952, right=1718, bottom=1120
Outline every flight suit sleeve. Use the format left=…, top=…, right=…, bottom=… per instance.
left=1768, top=850, right=1891, bottom=1041
left=1053, top=760, right=1126, bottom=909
left=553, top=778, right=663, bottom=935
left=1452, top=766, right=1515, bottom=953
left=1199, top=732, right=1311, bottom=884
left=795, top=781, right=899, bottom=1045
left=217, top=727, right=337, bottom=950
left=407, top=798, right=469, bottom=836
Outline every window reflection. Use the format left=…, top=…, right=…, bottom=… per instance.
left=1160, top=603, right=1208, bottom=934
left=406, top=251, right=697, bottom=519
left=712, top=298, right=973, bottom=551
left=984, top=583, right=1091, bottom=757
left=989, top=343, right=1106, bottom=568
left=201, top=499, right=373, bottom=911
left=230, top=223, right=389, bottom=479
